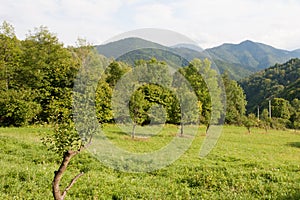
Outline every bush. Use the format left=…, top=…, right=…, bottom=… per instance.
left=0, top=89, right=41, bottom=126
left=270, top=118, right=289, bottom=130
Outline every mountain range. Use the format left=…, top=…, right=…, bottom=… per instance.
left=96, top=37, right=300, bottom=80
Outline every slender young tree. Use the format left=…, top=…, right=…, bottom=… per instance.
left=129, top=90, right=149, bottom=138
left=222, top=72, right=247, bottom=125
left=259, top=109, right=271, bottom=133
left=242, top=113, right=258, bottom=134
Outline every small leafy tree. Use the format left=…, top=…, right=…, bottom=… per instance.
left=42, top=42, right=104, bottom=200
left=222, top=72, right=247, bottom=125
left=179, top=58, right=223, bottom=129
left=129, top=89, right=149, bottom=138
left=42, top=119, right=91, bottom=200
left=172, top=69, right=200, bottom=136
left=259, top=109, right=271, bottom=133
left=177, top=87, right=199, bottom=136
left=242, top=113, right=257, bottom=134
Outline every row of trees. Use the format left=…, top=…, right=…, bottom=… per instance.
left=0, top=21, right=245, bottom=129
left=1, top=21, right=298, bottom=133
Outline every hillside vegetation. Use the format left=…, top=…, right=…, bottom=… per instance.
left=206, top=40, right=300, bottom=71
left=240, top=58, right=300, bottom=112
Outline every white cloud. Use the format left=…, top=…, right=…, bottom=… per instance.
left=170, top=0, right=300, bottom=49
left=0, top=0, right=300, bottom=49
left=0, top=0, right=123, bottom=45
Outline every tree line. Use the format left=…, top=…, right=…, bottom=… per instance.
left=1, top=21, right=298, bottom=132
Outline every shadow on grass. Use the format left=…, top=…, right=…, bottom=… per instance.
left=105, top=130, right=156, bottom=138
left=110, top=131, right=129, bottom=136
left=287, top=142, right=300, bottom=148
left=104, top=130, right=179, bottom=142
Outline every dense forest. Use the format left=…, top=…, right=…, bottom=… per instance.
left=0, top=21, right=299, bottom=132
left=240, top=59, right=300, bottom=130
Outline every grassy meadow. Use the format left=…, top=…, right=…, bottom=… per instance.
left=1, top=125, right=300, bottom=199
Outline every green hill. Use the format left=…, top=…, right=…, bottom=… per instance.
left=96, top=37, right=168, bottom=59
left=116, top=48, right=190, bottom=69
left=240, top=58, right=300, bottom=113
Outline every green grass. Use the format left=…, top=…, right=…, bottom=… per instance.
left=1, top=125, right=300, bottom=199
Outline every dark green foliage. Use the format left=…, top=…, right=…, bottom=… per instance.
left=17, top=26, right=78, bottom=122
left=240, top=58, right=300, bottom=129
left=271, top=98, right=291, bottom=120
left=290, top=99, right=300, bottom=130
left=241, top=59, right=300, bottom=129
left=240, top=58, right=300, bottom=113
left=105, top=61, right=130, bottom=87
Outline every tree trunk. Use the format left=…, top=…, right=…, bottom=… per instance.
left=53, top=150, right=83, bottom=200
left=247, top=127, right=251, bottom=134
left=205, top=124, right=210, bottom=135
left=132, top=123, right=136, bottom=139
left=180, top=122, right=184, bottom=136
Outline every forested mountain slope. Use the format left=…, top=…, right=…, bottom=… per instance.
left=240, top=58, right=300, bottom=112
left=206, top=40, right=300, bottom=71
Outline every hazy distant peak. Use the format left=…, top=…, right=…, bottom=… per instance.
left=171, top=43, right=204, bottom=52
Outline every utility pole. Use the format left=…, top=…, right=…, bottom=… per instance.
left=269, top=100, right=272, bottom=118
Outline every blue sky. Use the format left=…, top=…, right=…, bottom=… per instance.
left=1, top=0, right=300, bottom=50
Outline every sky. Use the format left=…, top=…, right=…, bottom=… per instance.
left=1, top=0, right=300, bottom=50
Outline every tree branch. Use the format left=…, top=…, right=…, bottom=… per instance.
left=53, top=150, right=79, bottom=200
left=52, top=136, right=92, bottom=200
left=61, top=172, right=84, bottom=199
